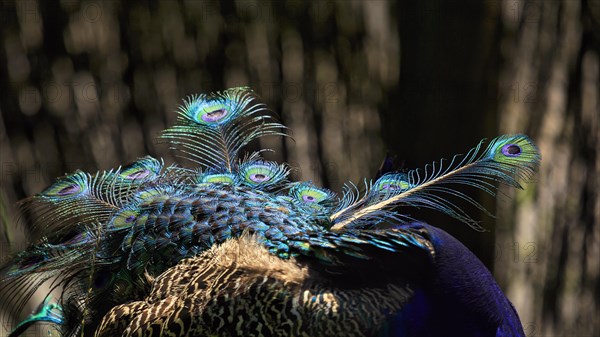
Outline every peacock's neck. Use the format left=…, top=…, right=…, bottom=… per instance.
left=384, top=222, right=526, bottom=337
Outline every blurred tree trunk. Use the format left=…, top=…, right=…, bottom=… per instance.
left=387, top=0, right=501, bottom=267
left=495, top=0, right=600, bottom=336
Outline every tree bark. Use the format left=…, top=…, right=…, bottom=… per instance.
left=495, top=1, right=600, bottom=336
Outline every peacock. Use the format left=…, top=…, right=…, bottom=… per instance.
left=0, top=87, right=540, bottom=337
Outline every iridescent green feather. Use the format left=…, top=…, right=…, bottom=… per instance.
left=160, top=87, right=287, bottom=171
left=17, top=171, right=117, bottom=238
left=7, top=296, right=63, bottom=337
left=288, top=182, right=337, bottom=212
left=93, top=156, right=164, bottom=206
left=238, top=160, right=289, bottom=190
left=18, top=157, right=164, bottom=240
left=330, top=134, right=540, bottom=230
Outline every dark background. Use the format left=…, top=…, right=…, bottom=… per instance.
left=0, top=1, right=598, bottom=336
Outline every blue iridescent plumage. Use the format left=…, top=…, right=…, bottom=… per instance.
left=1, top=87, right=539, bottom=337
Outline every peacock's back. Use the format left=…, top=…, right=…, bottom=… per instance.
left=0, top=87, right=540, bottom=337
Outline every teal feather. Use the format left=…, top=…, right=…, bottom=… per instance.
left=288, top=182, right=337, bottom=209
left=7, top=296, right=63, bottom=337
left=117, top=156, right=163, bottom=182
left=330, top=134, right=540, bottom=231
left=18, top=156, right=164, bottom=240
left=372, top=173, right=413, bottom=193
left=100, top=157, right=163, bottom=205
left=18, top=171, right=117, bottom=239
left=160, top=87, right=287, bottom=171
left=238, top=160, right=289, bottom=190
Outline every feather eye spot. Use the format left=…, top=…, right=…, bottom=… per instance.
left=126, top=169, right=151, bottom=179
left=239, top=161, right=287, bottom=188
left=110, top=209, right=140, bottom=229
left=40, top=171, right=90, bottom=198
left=186, top=100, right=234, bottom=126
left=201, top=108, right=229, bottom=123
left=501, top=144, right=522, bottom=157
left=249, top=173, right=270, bottom=183
left=162, top=88, right=287, bottom=168
left=290, top=183, right=335, bottom=207
left=119, top=157, right=162, bottom=181
left=380, top=183, right=406, bottom=191
left=302, top=195, right=317, bottom=203
left=373, top=174, right=411, bottom=192
left=57, top=184, right=81, bottom=196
